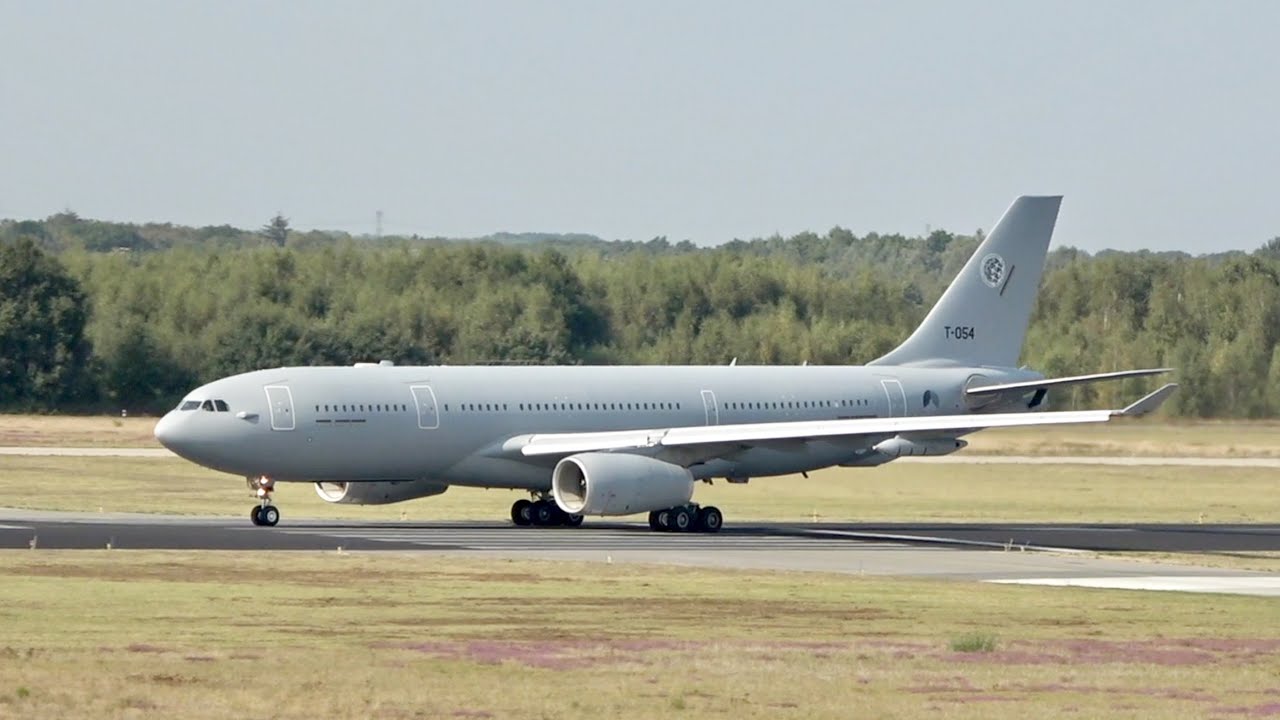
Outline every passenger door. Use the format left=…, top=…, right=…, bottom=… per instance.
left=700, top=389, right=719, bottom=426
left=880, top=379, right=906, bottom=418
left=264, top=385, right=295, bottom=431
left=410, top=385, right=440, bottom=430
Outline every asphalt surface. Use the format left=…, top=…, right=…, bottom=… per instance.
left=5, top=513, right=1277, bottom=554
left=5, top=509, right=1280, bottom=594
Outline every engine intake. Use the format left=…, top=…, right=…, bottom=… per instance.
left=552, top=453, right=693, bottom=516
left=314, top=479, right=449, bottom=505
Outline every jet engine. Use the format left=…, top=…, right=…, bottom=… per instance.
left=552, top=453, right=693, bottom=516
left=314, top=479, right=449, bottom=505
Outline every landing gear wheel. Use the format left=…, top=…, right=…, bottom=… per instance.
left=671, top=507, right=693, bottom=532
left=648, top=511, right=663, bottom=531
left=511, top=499, right=533, bottom=526
left=563, top=513, right=585, bottom=528
left=246, top=476, right=277, bottom=527
left=533, top=501, right=557, bottom=526
left=260, top=505, right=280, bottom=527
left=697, top=506, right=723, bottom=534
left=656, top=510, right=673, bottom=532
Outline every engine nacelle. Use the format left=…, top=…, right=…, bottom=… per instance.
left=872, top=436, right=967, bottom=458
left=552, top=453, right=693, bottom=516
left=314, top=479, right=449, bottom=505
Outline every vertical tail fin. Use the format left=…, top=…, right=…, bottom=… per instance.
left=869, top=195, right=1061, bottom=368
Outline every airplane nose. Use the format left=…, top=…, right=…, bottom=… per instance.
left=154, top=412, right=183, bottom=451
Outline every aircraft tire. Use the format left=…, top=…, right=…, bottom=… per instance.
left=260, top=506, right=280, bottom=527
left=250, top=506, right=264, bottom=526
left=648, top=511, right=663, bottom=531
left=697, top=506, right=723, bottom=534
left=533, top=501, right=556, bottom=526
left=656, top=510, right=673, bottom=532
left=671, top=507, right=692, bottom=532
left=511, top=499, right=534, bottom=526
left=563, top=513, right=584, bottom=528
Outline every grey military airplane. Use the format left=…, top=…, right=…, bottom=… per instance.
left=154, top=196, right=1175, bottom=530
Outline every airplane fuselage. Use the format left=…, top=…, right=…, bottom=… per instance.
left=156, top=363, right=1038, bottom=490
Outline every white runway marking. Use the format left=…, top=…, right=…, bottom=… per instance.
left=987, top=575, right=1280, bottom=597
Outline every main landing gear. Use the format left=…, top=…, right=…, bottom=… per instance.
left=510, top=497, right=584, bottom=528
left=248, top=475, right=280, bottom=527
left=648, top=505, right=723, bottom=534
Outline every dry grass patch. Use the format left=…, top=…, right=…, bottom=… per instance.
left=969, top=419, right=1280, bottom=458
left=0, top=414, right=161, bottom=448
left=0, top=551, right=1278, bottom=719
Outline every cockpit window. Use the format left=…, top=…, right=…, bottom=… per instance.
left=214, top=400, right=229, bottom=412
left=201, top=400, right=214, bottom=411
left=179, top=400, right=200, bottom=411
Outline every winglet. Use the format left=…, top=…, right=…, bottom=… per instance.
left=1118, top=383, right=1178, bottom=417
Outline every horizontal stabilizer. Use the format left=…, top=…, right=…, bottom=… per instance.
left=965, top=368, right=1172, bottom=396
left=1119, top=383, right=1178, bottom=417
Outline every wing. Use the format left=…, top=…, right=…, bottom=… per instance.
left=511, top=383, right=1178, bottom=460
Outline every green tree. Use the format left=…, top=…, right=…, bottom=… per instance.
left=0, top=238, right=94, bottom=407
left=262, top=213, right=290, bottom=247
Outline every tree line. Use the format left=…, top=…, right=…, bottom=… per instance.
left=2, top=214, right=1278, bottom=417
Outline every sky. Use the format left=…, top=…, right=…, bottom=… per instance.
left=1, top=1, right=1277, bottom=253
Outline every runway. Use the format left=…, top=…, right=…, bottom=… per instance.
left=3, top=509, right=1278, bottom=596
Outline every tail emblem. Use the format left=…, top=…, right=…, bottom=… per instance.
left=980, top=253, right=1006, bottom=289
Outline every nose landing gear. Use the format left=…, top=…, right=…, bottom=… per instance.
left=248, top=476, right=280, bottom=527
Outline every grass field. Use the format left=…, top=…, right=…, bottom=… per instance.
left=1, top=551, right=1278, bottom=719
left=5, top=414, right=1280, bottom=457
left=2, top=415, right=1279, bottom=717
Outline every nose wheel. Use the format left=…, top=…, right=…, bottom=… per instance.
left=251, top=505, right=280, bottom=526
left=247, top=476, right=280, bottom=527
